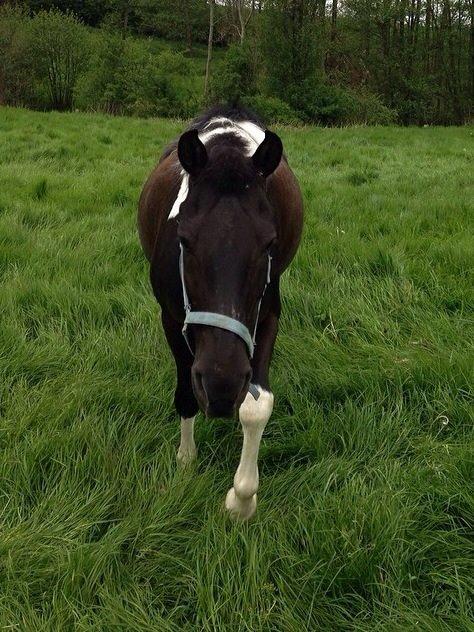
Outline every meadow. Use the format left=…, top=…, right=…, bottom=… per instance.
left=0, top=106, right=472, bottom=630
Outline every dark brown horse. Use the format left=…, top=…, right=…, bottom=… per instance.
left=138, top=105, right=303, bottom=519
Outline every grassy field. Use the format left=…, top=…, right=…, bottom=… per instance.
left=0, top=106, right=472, bottom=630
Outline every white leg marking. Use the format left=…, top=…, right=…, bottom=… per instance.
left=235, top=120, right=266, bottom=149
left=225, top=386, right=273, bottom=520
left=177, top=416, right=196, bottom=466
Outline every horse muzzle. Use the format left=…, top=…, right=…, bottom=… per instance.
left=192, top=364, right=251, bottom=418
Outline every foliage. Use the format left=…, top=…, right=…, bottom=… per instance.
left=0, top=5, right=35, bottom=106
left=74, top=29, right=130, bottom=115
left=135, top=0, right=209, bottom=46
left=260, top=0, right=321, bottom=100
left=1, top=0, right=472, bottom=124
left=19, top=0, right=109, bottom=26
left=288, top=80, right=398, bottom=126
left=243, top=95, right=302, bottom=126
left=76, top=31, right=199, bottom=118
left=20, top=0, right=211, bottom=44
left=212, top=42, right=258, bottom=103
left=342, top=0, right=472, bottom=124
left=29, top=9, right=88, bottom=110
left=287, top=79, right=354, bottom=125
left=0, top=106, right=473, bottom=628
left=346, top=90, right=398, bottom=126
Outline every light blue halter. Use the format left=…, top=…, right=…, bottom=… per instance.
left=179, top=243, right=272, bottom=399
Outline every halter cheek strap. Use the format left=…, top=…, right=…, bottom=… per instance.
left=179, top=243, right=272, bottom=361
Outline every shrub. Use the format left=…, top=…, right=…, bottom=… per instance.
left=243, top=95, right=302, bottom=126
left=284, top=78, right=397, bottom=126
left=287, top=78, right=355, bottom=125
left=29, top=9, right=88, bottom=111
left=129, top=49, right=199, bottom=118
left=76, top=32, right=198, bottom=118
left=75, top=29, right=130, bottom=114
left=0, top=5, right=35, bottom=107
left=212, top=42, right=258, bottom=103
left=344, top=91, right=398, bottom=126
left=390, top=77, right=436, bottom=125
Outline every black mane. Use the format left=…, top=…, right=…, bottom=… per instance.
left=201, top=133, right=256, bottom=194
left=188, top=104, right=265, bottom=132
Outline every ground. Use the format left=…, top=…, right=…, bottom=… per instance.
left=0, top=107, right=472, bottom=630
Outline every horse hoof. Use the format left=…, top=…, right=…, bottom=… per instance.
left=225, top=487, right=257, bottom=520
left=177, top=446, right=197, bottom=467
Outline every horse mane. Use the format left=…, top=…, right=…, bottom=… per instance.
left=189, top=104, right=265, bottom=131
left=160, top=104, right=264, bottom=163
left=202, top=134, right=256, bottom=195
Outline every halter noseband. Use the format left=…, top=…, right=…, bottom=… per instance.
left=179, top=242, right=272, bottom=361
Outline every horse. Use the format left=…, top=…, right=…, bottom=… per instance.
left=138, top=105, right=303, bottom=519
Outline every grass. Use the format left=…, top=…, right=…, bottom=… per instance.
left=0, top=106, right=473, bottom=630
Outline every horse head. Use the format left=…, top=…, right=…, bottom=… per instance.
left=176, top=128, right=282, bottom=417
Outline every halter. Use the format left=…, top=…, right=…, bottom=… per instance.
left=178, top=243, right=271, bottom=399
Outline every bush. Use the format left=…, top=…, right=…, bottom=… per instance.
left=75, top=29, right=131, bottom=114
left=0, top=5, right=35, bottom=107
left=212, top=42, right=258, bottom=103
left=283, top=78, right=397, bottom=126
left=390, top=76, right=436, bottom=125
left=243, top=95, right=302, bottom=126
left=0, top=7, right=400, bottom=125
left=287, top=78, right=354, bottom=125
left=132, top=49, right=199, bottom=119
left=76, top=31, right=199, bottom=118
left=30, top=9, right=88, bottom=111
left=343, top=90, right=398, bottom=126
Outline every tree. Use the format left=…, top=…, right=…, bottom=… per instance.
left=260, top=0, right=322, bottom=99
left=330, top=0, right=337, bottom=41
left=19, top=0, right=108, bottom=26
left=225, top=0, right=256, bottom=43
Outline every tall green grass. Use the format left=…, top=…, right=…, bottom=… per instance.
left=0, top=107, right=472, bottom=630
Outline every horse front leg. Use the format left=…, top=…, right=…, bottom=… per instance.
left=225, top=311, right=279, bottom=520
left=161, top=309, right=199, bottom=465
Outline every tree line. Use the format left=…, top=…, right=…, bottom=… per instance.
left=0, top=0, right=472, bottom=125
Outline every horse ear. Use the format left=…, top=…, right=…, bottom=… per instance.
left=178, top=129, right=208, bottom=176
left=252, top=130, right=283, bottom=178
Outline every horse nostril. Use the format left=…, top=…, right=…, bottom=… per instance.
left=192, top=365, right=251, bottom=416
left=207, top=398, right=236, bottom=418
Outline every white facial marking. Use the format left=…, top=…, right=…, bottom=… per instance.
left=168, top=117, right=265, bottom=220
left=177, top=416, right=196, bottom=466
left=203, top=116, right=231, bottom=128
left=225, top=385, right=274, bottom=520
left=169, top=169, right=188, bottom=219
left=235, top=120, right=266, bottom=150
